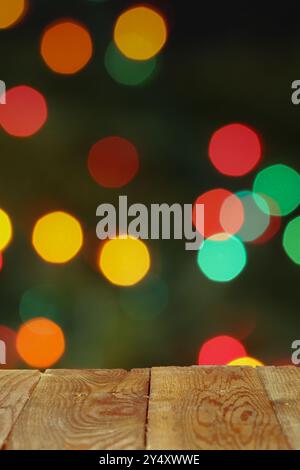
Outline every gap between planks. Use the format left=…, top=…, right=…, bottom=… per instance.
left=0, top=367, right=300, bottom=450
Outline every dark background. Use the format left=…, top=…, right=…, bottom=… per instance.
left=0, top=0, right=299, bottom=368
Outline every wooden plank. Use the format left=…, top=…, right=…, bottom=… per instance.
left=0, top=370, right=41, bottom=449
left=146, top=366, right=290, bottom=450
left=6, top=368, right=150, bottom=450
left=258, top=366, right=300, bottom=450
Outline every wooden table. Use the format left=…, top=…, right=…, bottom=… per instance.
left=0, top=366, right=299, bottom=450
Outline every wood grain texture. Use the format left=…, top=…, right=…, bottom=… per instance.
left=6, top=368, right=150, bottom=450
left=146, top=366, right=290, bottom=450
left=258, top=366, right=300, bottom=450
left=0, top=370, right=40, bottom=449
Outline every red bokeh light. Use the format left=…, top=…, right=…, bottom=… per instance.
left=193, top=188, right=244, bottom=238
left=252, top=215, right=281, bottom=245
left=198, top=335, right=247, bottom=365
left=0, top=85, right=48, bottom=137
left=208, top=123, right=262, bottom=177
left=88, top=136, right=139, bottom=188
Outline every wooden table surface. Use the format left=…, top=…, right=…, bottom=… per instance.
left=0, top=366, right=299, bottom=450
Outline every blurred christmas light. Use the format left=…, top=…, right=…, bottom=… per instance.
left=283, top=216, right=300, bottom=265
left=0, top=208, right=12, bottom=251
left=198, top=335, right=247, bottom=365
left=20, top=284, right=65, bottom=324
left=208, top=123, right=262, bottom=177
left=119, top=276, right=168, bottom=319
left=16, top=317, right=65, bottom=368
left=0, top=85, right=47, bottom=137
left=193, top=189, right=244, bottom=239
left=88, top=136, right=139, bottom=188
left=254, top=164, right=300, bottom=216
left=114, top=6, right=167, bottom=61
left=105, top=42, right=157, bottom=86
left=40, top=20, right=93, bottom=74
left=228, top=356, right=264, bottom=367
left=0, top=0, right=27, bottom=29
left=99, top=236, right=150, bottom=286
left=235, top=191, right=270, bottom=242
left=0, top=325, right=18, bottom=368
left=197, top=234, right=247, bottom=282
left=253, top=215, right=281, bottom=245
left=32, top=211, right=83, bottom=264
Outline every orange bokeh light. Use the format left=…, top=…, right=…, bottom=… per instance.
left=41, top=20, right=93, bottom=74
left=16, top=318, right=65, bottom=368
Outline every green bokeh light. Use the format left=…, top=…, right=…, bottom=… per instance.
left=119, top=276, right=168, bottom=319
left=197, top=235, right=247, bottom=282
left=19, top=284, right=67, bottom=324
left=253, top=164, right=300, bottom=216
left=283, top=216, right=300, bottom=265
left=105, top=43, right=157, bottom=86
left=237, top=190, right=270, bottom=242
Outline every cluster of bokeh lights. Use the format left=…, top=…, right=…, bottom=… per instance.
left=0, top=1, right=299, bottom=369
left=196, top=123, right=300, bottom=290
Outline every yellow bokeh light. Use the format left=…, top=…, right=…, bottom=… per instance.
left=0, top=209, right=13, bottom=251
left=114, top=6, right=167, bottom=61
left=32, top=211, right=83, bottom=264
left=99, top=236, right=151, bottom=286
left=0, top=0, right=27, bottom=29
left=228, top=356, right=264, bottom=367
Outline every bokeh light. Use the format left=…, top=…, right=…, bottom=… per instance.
left=99, top=236, right=150, bottom=286
left=193, top=189, right=244, bottom=238
left=88, top=136, right=139, bottom=188
left=253, top=214, right=281, bottom=245
left=0, top=208, right=12, bottom=251
left=16, top=317, right=65, bottom=368
left=119, top=276, right=168, bottom=319
left=105, top=42, right=157, bottom=86
left=208, top=123, right=262, bottom=177
left=283, top=216, right=300, bottom=265
left=254, top=164, right=300, bottom=216
left=41, top=20, right=93, bottom=74
left=0, top=85, right=48, bottom=137
left=197, top=234, right=247, bottom=282
left=32, top=211, right=83, bottom=264
left=198, top=335, right=247, bottom=365
left=0, top=325, right=18, bottom=368
left=114, top=6, right=167, bottom=61
left=20, top=284, right=65, bottom=324
left=0, top=0, right=27, bottom=29
left=228, top=356, right=264, bottom=367
left=235, top=191, right=270, bottom=242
